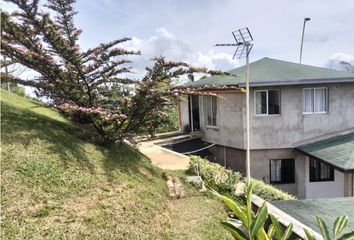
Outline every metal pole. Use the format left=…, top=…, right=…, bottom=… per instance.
left=245, top=43, right=251, bottom=185
left=299, top=18, right=310, bottom=64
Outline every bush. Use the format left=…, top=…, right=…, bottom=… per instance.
left=188, top=155, right=243, bottom=196
left=188, top=156, right=295, bottom=201
left=214, top=184, right=353, bottom=240
left=251, top=179, right=295, bottom=201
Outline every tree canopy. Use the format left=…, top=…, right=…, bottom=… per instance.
left=1, top=0, right=230, bottom=142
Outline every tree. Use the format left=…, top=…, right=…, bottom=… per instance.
left=1, top=0, right=230, bottom=142
left=340, top=61, right=354, bottom=72
left=1, top=57, right=27, bottom=95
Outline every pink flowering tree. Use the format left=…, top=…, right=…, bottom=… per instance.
left=1, top=0, right=231, bottom=142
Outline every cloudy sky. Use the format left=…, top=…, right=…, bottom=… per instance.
left=3, top=0, right=354, bottom=77
left=71, top=0, right=354, bottom=73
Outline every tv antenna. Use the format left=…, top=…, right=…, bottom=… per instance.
left=215, top=27, right=254, bottom=185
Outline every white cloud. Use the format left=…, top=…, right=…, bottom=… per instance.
left=122, top=28, right=239, bottom=79
left=325, top=53, right=354, bottom=71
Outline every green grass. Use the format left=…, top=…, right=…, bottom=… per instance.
left=1, top=90, right=230, bottom=239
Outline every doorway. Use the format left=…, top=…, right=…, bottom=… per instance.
left=188, top=95, right=200, bottom=132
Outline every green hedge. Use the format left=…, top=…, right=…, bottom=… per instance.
left=188, top=156, right=295, bottom=201
left=188, top=155, right=243, bottom=196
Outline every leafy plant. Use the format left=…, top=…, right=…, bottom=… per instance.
left=304, top=216, right=354, bottom=240
left=212, top=183, right=293, bottom=240
left=213, top=183, right=354, bottom=240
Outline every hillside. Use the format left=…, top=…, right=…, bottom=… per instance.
left=0, top=90, right=231, bottom=239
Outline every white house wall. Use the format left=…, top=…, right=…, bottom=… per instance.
left=304, top=156, right=345, bottom=198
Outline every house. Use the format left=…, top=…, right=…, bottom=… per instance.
left=178, top=57, right=354, bottom=199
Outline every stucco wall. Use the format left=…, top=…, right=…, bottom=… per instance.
left=249, top=149, right=306, bottom=197
left=249, top=83, right=354, bottom=149
left=198, top=83, right=354, bottom=149
left=344, top=173, right=354, bottom=197
left=209, top=145, right=246, bottom=173
left=210, top=145, right=306, bottom=197
left=200, top=92, right=245, bottom=149
left=304, top=156, right=345, bottom=198
left=179, top=96, right=190, bottom=132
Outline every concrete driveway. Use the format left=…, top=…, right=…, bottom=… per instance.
left=138, top=141, right=190, bottom=170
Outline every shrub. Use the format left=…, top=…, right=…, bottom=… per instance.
left=188, top=156, right=295, bottom=201
left=213, top=184, right=354, bottom=240
left=251, top=179, right=295, bottom=201
left=188, top=155, right=243, bottom=196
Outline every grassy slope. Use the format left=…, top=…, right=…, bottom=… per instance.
left=0, top=90, right=230, bottom=240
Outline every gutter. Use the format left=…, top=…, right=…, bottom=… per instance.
left=252, top=195, right=323, bottom=240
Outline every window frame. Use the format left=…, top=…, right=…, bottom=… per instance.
left=309, top=157, right=334, bottom=182
left=254, top=89, right=281, bottom=116
left=205, top=95, right=218, bottom=127
left=269, top=159, right=295, bottom=184
left=302, top=87, right=328, bottom=115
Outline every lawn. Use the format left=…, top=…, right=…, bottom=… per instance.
left=0, top=90, right=231, bottom=239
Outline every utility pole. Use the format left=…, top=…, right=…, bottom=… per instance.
left=299, top=17, right=311, bottom=64
left=215, top=28, right=254, bottom=185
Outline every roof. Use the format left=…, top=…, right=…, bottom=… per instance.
left=186, top=57, right=354, bottom=88
left=272, top=197, right=354, bottom=237
left=296, top=132, right=354, bottom=172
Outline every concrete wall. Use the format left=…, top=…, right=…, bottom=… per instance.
left=304, top=156, right=345, bottom=198
left=199, top=93, right=245, bottom=149
left=249, top=83, right=354, bottom=149
left=210, top=145, right=306, bottom=197
left=344, top=173, right=354, bottom=197
left=209, top=145, right=246, bottom=174
left=178, top=96, right=190, bottom=132
left=208, top=145, right=352, bottom=199
left=198, top=83, right=354, bottom=149
left=249, top=149, right=306, bottom=197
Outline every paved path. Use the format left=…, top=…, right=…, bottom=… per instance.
left=138, top=141, right=190, bottom=170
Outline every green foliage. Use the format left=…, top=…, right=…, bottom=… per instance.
left=2, top=1, right=229, bottom=142
left=155, top=104, right=179, bottom=134
left=189, top=156, right=295, bottom=201
left=213, top=183, right=293, bottom=240
left=1, top=82, right=26, bottom=96
left=250, top=179, right=295, bottom=201
left=213, top=184, right=353, bottom=240
left=305, top=216, right=354, bottom=240
left=1, top=91, right=233, bottom=239
left=188, top=155, right=243, bottom=196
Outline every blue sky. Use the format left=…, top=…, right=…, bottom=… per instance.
left=3, top=0, right=354, bottom=77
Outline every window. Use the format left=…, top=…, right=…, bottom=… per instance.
left=303, top=87, right=328, bottom=114
left=270, top=159, right=295, bottom=184
left=205, top=96, right=217, bottom=126
left=309, top=158, right=334, bottom=182
left=255, top=90, right=280, bottom=115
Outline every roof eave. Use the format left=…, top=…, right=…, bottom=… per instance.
left=238, top=77, right=354, bottom=87
left=294, top=147, right=354, bottom=173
